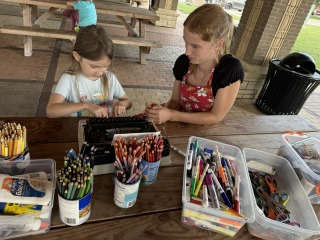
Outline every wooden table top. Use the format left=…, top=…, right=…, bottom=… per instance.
left=1, top=116, right=320, bottom=240
left=3, top=0, right=160, bottom=20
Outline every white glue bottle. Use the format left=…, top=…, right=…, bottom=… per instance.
left=0, top=214, right=48, bottom=232
left=0, top=174, right=53, bottom=206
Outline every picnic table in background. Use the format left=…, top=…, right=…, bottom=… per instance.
left=0, top=0, right=162, bottom=64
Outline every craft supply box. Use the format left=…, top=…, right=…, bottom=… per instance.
left=243, top=148, right=320, bottom=240
left=0, top=159, right=56, bottom=239
left=181, top=136, right=255, bottom=237
left=277, top=134, right=320, bottom=204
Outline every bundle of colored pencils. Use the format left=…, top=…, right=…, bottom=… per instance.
left=114, top=136, right=147, bottom=184
left=142, top=135, right=163, bottom=162
left=57, top=143, right=96, bottom=200
left=113, top=134, right=162, bottom=183
left=0, top=122, right=27, bottom=158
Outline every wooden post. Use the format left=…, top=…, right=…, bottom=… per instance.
left=21, top=4, right=33, bottom=56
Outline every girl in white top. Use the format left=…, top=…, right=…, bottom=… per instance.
left=46, top=25, right=132, bottom=118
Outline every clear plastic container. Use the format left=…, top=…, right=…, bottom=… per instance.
left=277, top=134, right=320, bottom=204
left=181, top=136, right=255, bottom=237
left=243, top=148, right=320, bottom=240
left=0, top=159, right=55, bottom=239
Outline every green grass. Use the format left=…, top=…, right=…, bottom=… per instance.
left=291, top=25, right=320, bottom=69
left=178, top=2, right=320, bottom=70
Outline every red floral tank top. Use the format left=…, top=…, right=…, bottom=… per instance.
left=179, top=68, right=214, bottom=112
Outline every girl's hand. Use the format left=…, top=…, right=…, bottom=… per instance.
left=87, top=103, right=109, bottom=118
left=144, top=104, right=172, bottom=124
left=113, top=101, right=126, bottom=117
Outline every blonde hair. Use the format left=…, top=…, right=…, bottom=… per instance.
left=184, top=4, right=234, bottom=64
left=67, top=25, right=114, bottom=99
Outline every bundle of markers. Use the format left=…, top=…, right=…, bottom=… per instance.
left=56, top=143, right=96, bottom=200
left=187, top=139, right=242, bottom=217
left=0, top=122, right=27, bottom=159
left=113, top=134, right=163, bottom=183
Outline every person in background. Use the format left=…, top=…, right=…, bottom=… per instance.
left=46, top=25, right=132, bottom=118
left=63, top=0, right=97, bottom=32
left=144, top=4, right=243, bottom=125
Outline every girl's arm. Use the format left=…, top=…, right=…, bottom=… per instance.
left=46, top=93, right=108, bottom=118
left=145, top=80, right=241, bottom=125
left=112, top=94, right=132, bottom=117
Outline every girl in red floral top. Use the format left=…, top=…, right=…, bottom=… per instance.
left=145, top=4, right=243, bottom=124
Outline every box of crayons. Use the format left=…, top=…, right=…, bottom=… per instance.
left=181, top=136, right=255, bottom=237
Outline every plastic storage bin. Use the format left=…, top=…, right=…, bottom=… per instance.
left=243, top=148, right=320, bottom=240
left=277, top=133, right=320, bottom=204
left=181, top=136, right=255, bottom=237
left=0, top=159, right=56, bottom=239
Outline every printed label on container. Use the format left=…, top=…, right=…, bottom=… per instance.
left=2, top=177, right=46, bottom=198
left=141, top=159, right=161, bottom=185
left=114, top=178, right=140, bottom=208
left=58, top=191, right=91, bottom=226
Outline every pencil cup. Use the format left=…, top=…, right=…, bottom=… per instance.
left=58, top=189, right=91, bottom=226
left=114, top=177, right=141, bottom=208
left=140, top=159, right=161, bottom=185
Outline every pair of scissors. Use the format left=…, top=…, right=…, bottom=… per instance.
left=265, top=174, right=277, bottom=193
left=276, top=213, right=301, bottom=227
left=273, top=192, right=290, bottom=206
left=256, top=187, right=278, bottom=220
left=249, top=171, right=268, bottom=192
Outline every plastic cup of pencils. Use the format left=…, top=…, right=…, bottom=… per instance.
left=140, top=158, right=161, bottom=185
left=114, top=176, right=141, bottom=208
left=58, top=185, right=92, bottom=226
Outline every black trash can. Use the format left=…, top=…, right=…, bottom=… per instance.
left=255, top=52, right=320, bottom=115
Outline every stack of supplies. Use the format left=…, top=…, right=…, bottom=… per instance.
left=0, top=159, right=56, bottom=239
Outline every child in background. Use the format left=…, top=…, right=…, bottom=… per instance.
left=46, top=25, right=132, bottom=118
left=63, top=0, right=97, bottom=32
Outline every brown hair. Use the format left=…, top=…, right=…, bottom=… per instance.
left=184, top=4, right=233, bottom=63
left=68, top=25, right=114, bottom=98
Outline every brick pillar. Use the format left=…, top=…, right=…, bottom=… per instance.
left=151, top=0, right=180, bottom=28
left=231, top=0, right=314, bottom=99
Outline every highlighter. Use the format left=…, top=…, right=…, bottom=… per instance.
left=191, top=156, right=201, bottom=195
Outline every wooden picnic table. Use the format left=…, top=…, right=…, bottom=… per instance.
left=0, top=0, right=161, bottom=64
left=1, top=115, right=320, bottom=239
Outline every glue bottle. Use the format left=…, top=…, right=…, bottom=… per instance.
left=0, top=215, right=48, bottom=232
left=0, top=174, right=53, bottom=205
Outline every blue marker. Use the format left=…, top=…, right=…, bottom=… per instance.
left=208, top=169, right=232, bottom=208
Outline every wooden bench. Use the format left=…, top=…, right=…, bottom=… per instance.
left=0, top=25, right=162, bottom=63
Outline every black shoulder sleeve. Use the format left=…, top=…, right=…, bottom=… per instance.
left=173, top=54, right=190, bottom=81
left=212, top=54, right=244, bottom=96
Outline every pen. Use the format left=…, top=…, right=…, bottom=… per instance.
left=205, top=173, right=220, bottom=209
left=221, top=158, right=234, bottom=204
left=208, top=169, right=232, bottom=208
left=233, top=173, right=240, bottom=213
left=194, top=163, right=210, bottom=197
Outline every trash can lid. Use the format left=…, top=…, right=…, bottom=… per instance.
left=279, top=52, right=316, bottom=75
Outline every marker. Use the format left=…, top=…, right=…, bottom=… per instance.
left=205, top=173, right=220, bottom=209
left=187, top=143, right=193, bottom=170
left=214, top=146, right=226, bottom=185
left=208, top=169, right=232, bottom=208
left=202, top=185, right=209, bottom=208
left=191, top=156, right=201, bottom=195
left=233, top=174, right=240, bottom=213
left=194, top=163, right=210, bottom=197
